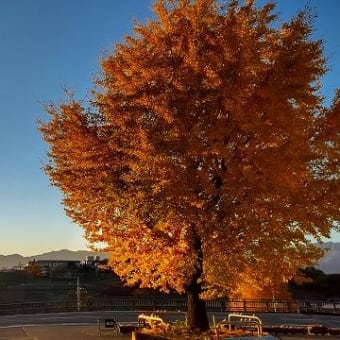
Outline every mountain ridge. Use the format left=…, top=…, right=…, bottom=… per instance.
left=0, top=249, right=109, bottom=270
left=316, top=242, right=340, bottom=274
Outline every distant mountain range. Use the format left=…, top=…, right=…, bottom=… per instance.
left=316, top=242, right=340, bottom=274
left=0, top=243, right=339, bottom=273
left=0, top=249, right=108, bottom=270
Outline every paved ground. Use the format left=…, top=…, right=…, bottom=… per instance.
left=2, top=324, right=340, bottom=340
left=0, top=324, right=127, bottom=340
left=0, top=311, right=340, bottom=339
left=1, top=311, right=340, bottom=328
left=0, top=325, right=339, bottom=340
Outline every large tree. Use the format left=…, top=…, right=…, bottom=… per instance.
left=39, top=0, right=339, bottom=331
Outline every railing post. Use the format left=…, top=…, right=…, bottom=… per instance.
left=266, top=300, right=269, bottom=312
left=296, top=300, right=300, bottom=313
left=76, top=276, right=81, bottom=312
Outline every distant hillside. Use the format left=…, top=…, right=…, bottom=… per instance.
left=317, top=242, right=340, bottom=274
left=0, top=243, right=339, bottom=273
left=0, top=254, right=24, bottom=270
left=0, top=249, right=109, bottom=270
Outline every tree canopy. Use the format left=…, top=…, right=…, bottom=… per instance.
left=39, top=0, right=339, bottom=330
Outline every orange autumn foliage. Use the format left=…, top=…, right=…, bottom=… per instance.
left=39, top=0, right=339, bottom=329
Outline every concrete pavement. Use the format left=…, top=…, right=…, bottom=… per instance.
left=1, top=311, right=340, bottom=328
left=0, top=325, right=339, bottom=340
left=0, top=325, right=128, bottom=340
left=1, top=311, right=340, bottom=339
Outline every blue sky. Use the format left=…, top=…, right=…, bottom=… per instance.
left=0, top=0, right=339, bottom=256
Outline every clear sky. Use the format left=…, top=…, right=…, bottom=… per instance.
left=0, top=0, right=339, bottom=256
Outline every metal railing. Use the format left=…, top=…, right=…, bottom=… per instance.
left=0, top=297, right=339, bottom=316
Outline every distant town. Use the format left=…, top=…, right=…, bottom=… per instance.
left=1, top=243, right=340, bottom=274
left=0, top=250, right=108, bottom=272
left=25, top=255, right=106, bottom=278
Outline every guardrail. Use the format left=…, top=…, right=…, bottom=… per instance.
left=0, top=297, right=339, bottom=316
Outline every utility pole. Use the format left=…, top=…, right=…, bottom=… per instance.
left=76, top=276, right=81, bottom=312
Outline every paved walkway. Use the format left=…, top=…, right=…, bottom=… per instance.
left=0, top=325, right=127, bottom=340
left=0, top=325, right=339, bottom=340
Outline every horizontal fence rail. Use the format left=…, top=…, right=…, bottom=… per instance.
left=0, top=297, right=339, bottom=316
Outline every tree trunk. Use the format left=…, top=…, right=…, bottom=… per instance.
left=186, top=281, right=209, bottom=331
left=185, top=225, right=209, bottom=331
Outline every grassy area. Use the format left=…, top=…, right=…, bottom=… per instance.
left=0, top=270, right=129, bottom=303
left=1, top=267, right=340, bottom=304
left=0, top=270, right=169, bottom=304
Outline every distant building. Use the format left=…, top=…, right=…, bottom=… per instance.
left=84, top=255, right=102, bottom=268
left=27, top=259, right=81, bottom=271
